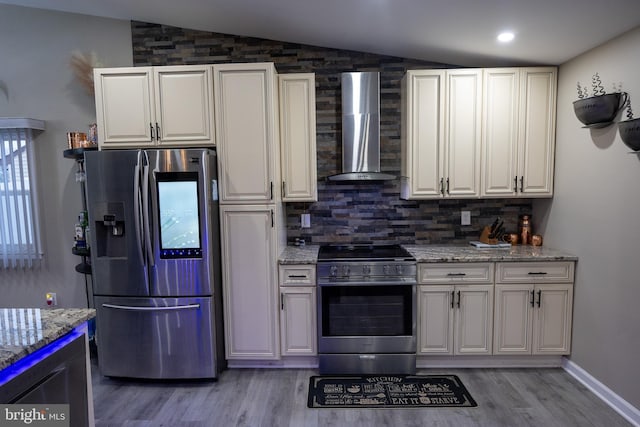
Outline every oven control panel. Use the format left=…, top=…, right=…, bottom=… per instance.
left=318, top=261, right=417, bottom=283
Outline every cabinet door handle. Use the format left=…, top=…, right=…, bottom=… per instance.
left=271, top=209, right=274, bottom=228
left=446, top=177, right=450, bottom=194
left=280, top=293, right=284, bottom=310
left=451, top=290, right=455, bottom=309
left=530, top=290, right=535, bottom=307
left=514, top=176, right=518, bottom=193
left=536, top=290, right=542, bottom=308
left=270, top=182, right=274, bottom=200
left=156, top=123, right=161, bottom=141
left=520, top=176, right=524, bottom=193
left=456, top=290, right=461, bottom=308
left=150, top=123, right=154, bottom=141
left=282, top=181, right=286, bottom=197
left=440, top=178, right=445, bottom=196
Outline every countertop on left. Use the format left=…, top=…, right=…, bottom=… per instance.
left=279, top=245, right=320, bottom=264
left=0, top=308, right=95, bottom=371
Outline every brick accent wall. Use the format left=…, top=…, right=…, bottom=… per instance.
left=131, top=21, right=533, bottom=244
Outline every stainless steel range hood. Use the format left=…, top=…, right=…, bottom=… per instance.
left=327, top=72, right=395, bottom=182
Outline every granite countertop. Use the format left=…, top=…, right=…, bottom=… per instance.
left=278, top=244, right=576, bottom=264
left=0, top=308, right=95, bottom=371
left=403, top=245, right=578, bottom=263
left=279, top=244, right=320, bottom=264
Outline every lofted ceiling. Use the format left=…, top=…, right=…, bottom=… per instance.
left=2, top=0, right=640, bottom=66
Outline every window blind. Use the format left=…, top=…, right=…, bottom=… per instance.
left=0, top=118, right=44, bottom=269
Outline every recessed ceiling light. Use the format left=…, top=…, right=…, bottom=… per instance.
left=497, top=32, right=515, bottom=43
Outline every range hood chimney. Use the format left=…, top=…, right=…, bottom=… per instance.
left=327, top=72, right=395, bottom=182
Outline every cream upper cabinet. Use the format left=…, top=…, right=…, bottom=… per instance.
left=279, top=74, right=317, bottom=202
left=220, top=205, right=280, bottom=360
left=493, top=262, right=574, bottom=355
left=94, top=66, right=214, bottom=149
left=94, top=67, right=154, bottom=147
left=214, top=62, right=280, bottom=204
left=152, top=66, right=213, bottom=145
left=445, top=70, right=483, bottom=198
left=401, top=70, right=444, bottom=198
left=401, top=69, right=482, bottom=199
left=481, top=67, right=557, bottom=197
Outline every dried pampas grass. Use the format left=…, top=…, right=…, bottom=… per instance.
left=70, top=51, right=102, bottom=96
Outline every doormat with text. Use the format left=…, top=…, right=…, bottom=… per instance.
left=308, top=374, right=477, bottom=408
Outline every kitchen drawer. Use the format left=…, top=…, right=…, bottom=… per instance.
left=496, top=261, right=574, bottom=284
left=278, top=265, right=316, bottom=286
left=418, top=263, right=494, bottom=284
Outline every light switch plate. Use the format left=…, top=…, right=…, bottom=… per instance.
left=461, top=211, right=471, bottom=226
left=301, top=213, right=311, bottom=228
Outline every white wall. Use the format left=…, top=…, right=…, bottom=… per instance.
left=534, top=27, right=640, bottom=409
left=0, top=4, right=132, bottom=308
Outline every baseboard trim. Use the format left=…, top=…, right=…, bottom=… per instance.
left=562, top=358, right=640, bottom=427
left=228, top=357, right=319, bottom=369
left=417, top=355, right=563, bottom=368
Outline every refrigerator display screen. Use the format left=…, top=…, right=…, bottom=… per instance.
left=156, top=172, right=202, bottom=258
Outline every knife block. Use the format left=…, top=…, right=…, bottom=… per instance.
left=479, top=226, right=498, bottom=245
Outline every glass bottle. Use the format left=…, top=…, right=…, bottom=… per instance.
left=75, top=211, right=88, bottom=248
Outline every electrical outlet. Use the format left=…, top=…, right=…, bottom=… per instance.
left=461, top=211, right=471, bottom=226
left=46, top=292, right=57, bottom=307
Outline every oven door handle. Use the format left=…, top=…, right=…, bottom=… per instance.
left=318, top=280, right=417, bottom=287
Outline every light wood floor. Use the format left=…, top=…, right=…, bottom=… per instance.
left=91, top=361, right=632, bottom=427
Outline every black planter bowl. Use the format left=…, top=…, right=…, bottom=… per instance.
left=618, top=118, right=640, bottom=151
left=573, top=93, right=627, bottom=126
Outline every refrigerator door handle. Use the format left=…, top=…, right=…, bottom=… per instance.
left=133, top=150, right=145, bottom=266
left=102, top=303, right=201, bottom=312
left=141, top=151, right=154, bottom=267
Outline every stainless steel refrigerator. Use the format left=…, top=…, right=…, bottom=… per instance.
left=84, top=148, right=225, bottom=379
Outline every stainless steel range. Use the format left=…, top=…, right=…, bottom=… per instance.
left=316, top=244, right=417, bottom=375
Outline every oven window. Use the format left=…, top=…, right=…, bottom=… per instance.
left=321, top=285, right=413, bottom=336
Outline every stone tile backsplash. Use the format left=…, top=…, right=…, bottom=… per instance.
left=132, top=21, right=533, bottom=245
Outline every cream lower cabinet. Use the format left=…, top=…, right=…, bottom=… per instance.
left=278, top=265, right=316, bottom=356
left=417, top=263, right=494, bottom=355
left=493, top=262, right=574, bottom=355
left=481, top=67, right=557, bottom=197
left=220, top=205, right=280, bottom=360
left=93, top=65, right=214, bottom=149
left=401, top=69, right=482, bottom=199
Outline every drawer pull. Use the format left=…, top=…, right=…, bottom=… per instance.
left=288, top=274, right=308, bottom=279
left=527, top=272, right=548, bottom=275
left=447, top=273, right=467, bottom=277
